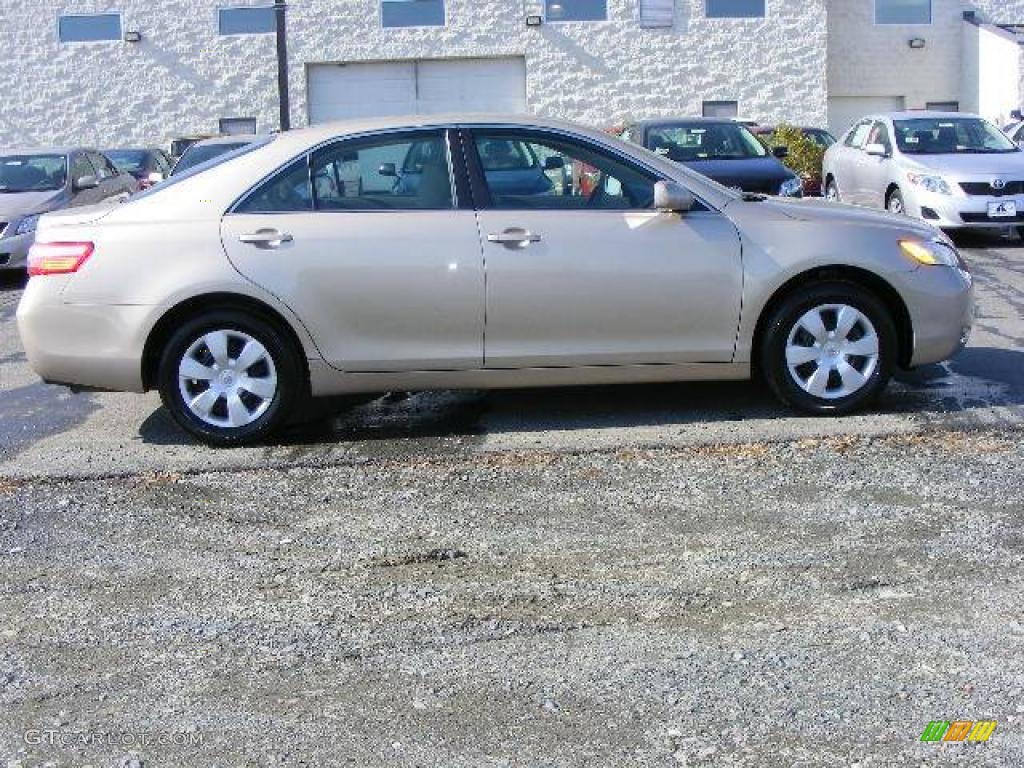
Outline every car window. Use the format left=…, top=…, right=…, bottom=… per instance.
left=893, top=117, right=1018, bottom=155
left=845, top=121, right=872, bottom=149
left=867, top=122, right=892, bottom=153
left=0, top=154, right=68, bottom=192
left=88, top=152, right=113, bottom=179
left=470, top=130, right=660, bottom=211
left=309, top=131, right=454, bottom=211
left=71, top=153, right=96, bottom=182
left=234, top=158, right=312, bottom=213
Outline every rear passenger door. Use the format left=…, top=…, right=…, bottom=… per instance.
left=221, top=128, right=485, bottom=372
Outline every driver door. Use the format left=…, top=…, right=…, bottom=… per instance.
left=466, top=128, right=743, bottom=367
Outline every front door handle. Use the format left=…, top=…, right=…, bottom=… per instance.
left=487, top=228, right=542, bottom=248
left=239, top=229, right=293, bottom=248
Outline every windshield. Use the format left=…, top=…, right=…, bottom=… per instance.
left=894, top=118, right=1017, bottom=155
left=104, top=150, right=148, bottom=173
left=805, top=129, right=836, bottom=148
left=0, top=154, right=67, bottom=193
left=646, top=123, right=768, bottom=162
left=172, top=142, right=251, bottom=175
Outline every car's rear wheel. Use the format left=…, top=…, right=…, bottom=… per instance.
left=158, top=311, right=302, bottom=446
left=824, top=178, right=840, bottom=202
left=887, top=188, right=906, bottom=215
left=761, top=283, right=897, bottom=415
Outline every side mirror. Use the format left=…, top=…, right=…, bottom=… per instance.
left=73, top=175, right=99, bottom=191
left=378, top=163, right=397, bottom=177
left=654, top=180, right=696, bottom=213
left=773, top=145, right=790, bottom=159
left=864, top=143, right=889, bottom=158
left=543, top=156, right=565, bottom=171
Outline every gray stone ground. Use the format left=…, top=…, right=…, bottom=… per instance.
left=0, top=232, right=1022, bottom=766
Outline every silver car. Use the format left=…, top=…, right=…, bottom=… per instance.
left=17, top=115, right=973, bottom=446
left=0, top=148, right=137, bottom=271
left=823, top=112, right=1024, bottom=234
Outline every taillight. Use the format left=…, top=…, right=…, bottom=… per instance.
left=27, top=242, right=95, bottom=277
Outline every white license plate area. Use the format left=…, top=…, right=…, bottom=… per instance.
left=988, top=201, right=1018, bottom=218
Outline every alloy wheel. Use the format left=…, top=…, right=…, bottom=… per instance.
left=784, top=304, right=880, bottom=400
left=177, top=329, right=279, bottom=428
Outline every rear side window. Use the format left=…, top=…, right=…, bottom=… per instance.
left=309, top=131, right=454, bottom=211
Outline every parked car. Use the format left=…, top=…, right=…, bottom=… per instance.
left=823, top=111, right=1024, bottom=234
left=171, top=136, right=264, bottom=177
left=104, top=147, right=173, bottom=191
left=751, top=125, right=838, bottom=196
left=0, top=148, right=136, bottom=272
left=621, top=119, right=803, bottom=197
left=169, top=135, right=213, bottom=161
left=17, top=115, right=972, bottom=445
left=1004, top=121, right=1024, bottom=148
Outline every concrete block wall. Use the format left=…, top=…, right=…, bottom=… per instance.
left=0, top=0, right=828, bottom=148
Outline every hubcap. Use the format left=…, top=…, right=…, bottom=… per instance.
left=785, top=304, right=880, bottom=401
left=826, top=184, right=838, bottom=202
left=889, top=196, right=904, bottom=215
left=178, top=329, right=278, bottom=429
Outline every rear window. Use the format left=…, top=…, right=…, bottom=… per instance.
left=172, top=142, right=253, bottom=175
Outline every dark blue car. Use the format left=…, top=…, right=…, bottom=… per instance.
left=622, top=119, right=803, bottom=198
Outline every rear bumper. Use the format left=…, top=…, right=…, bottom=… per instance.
left=0, top=231, right=33, bottom=270
left=16, top=277, right=149, bottom=393
left=902, top=265, right=975, bottom=367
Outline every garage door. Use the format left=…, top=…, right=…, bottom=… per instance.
left=308, top=57, right=527, bottom=124
left=827, top=96, right=906, bottom=138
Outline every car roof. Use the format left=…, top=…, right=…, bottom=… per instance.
left=627, top=117, right=745, bottom=130
left=0, top=147, right=88, bottom=156
left=189, top=135, right=267, bottom=147
left=865, top=111, right=980, bottom=121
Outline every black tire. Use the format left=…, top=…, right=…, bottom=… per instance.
left=887, top=187, right=906, bottom=215
left=760, top=282, right=897, bottom=415
left=157, top=311, right=304, bottom=447
left=824, top=178, right=840, bottom=203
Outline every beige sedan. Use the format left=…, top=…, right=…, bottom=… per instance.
left=17, top=115, right=973, bottom=446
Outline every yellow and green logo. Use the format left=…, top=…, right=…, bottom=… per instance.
left=920, top=720, right=997, bottom=743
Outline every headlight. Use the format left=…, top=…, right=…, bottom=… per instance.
left=906, top=172, right=951, bottom=195
left=779, top=177, right=803, bottom=197
left=14, top=214, right=40, bottom=236
left=899, top=238, right=963, bottom=268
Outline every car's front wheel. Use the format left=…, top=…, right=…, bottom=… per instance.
left=887, top=188, right=906, bottom=215
left=157, top=311, right=303, bottom=446
left=761, top=283, right=897, bottom=415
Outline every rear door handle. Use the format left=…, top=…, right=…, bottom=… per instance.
left=239, top=229, right=294, bottom=248
left=487, top=228, right=542, bottom=247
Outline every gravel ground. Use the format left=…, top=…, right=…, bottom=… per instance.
left=1, top=430, right=1022, bottom=766
left=0, top=233, right=1022, bottom=766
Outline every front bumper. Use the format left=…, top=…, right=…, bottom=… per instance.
left=901, top=264, right=975, bottom=367
left=16, top=276, right=150, bottom=393
left=0, top=230, right=34, bottom=270
left=904, top=186, right=1024, bottom=229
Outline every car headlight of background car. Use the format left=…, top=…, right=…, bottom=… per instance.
left=900, top=238, right=965, bottom=269
left=779, top=177, right=803, bottom=197
left=906, top=172, right=952, bottom=196
left=14, top=214, right=41, bottom=237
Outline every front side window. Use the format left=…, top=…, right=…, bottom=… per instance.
left=310, top=132, right=454, bottom=210
left=646, top=123, right=767, bottom=162
left=58, top=13, right=122, bottom=43
left=893, top=118, right=1018, bottom=155
left=845, top=121, right=873, bottom=149
left=381, top=0, right=445, bottom=28
left=875, top=0, right=931, bottom=24
left=218, top=6, right=277, bottom=35
left=71, top=154, right=96, bottom=183
left=545, top=0, right=607, bottom=22
left=471, top=131, right=657, bottom=211
left=705, top=0, right=765, bottom=19
left=0, top=155, right=68, bottom=193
